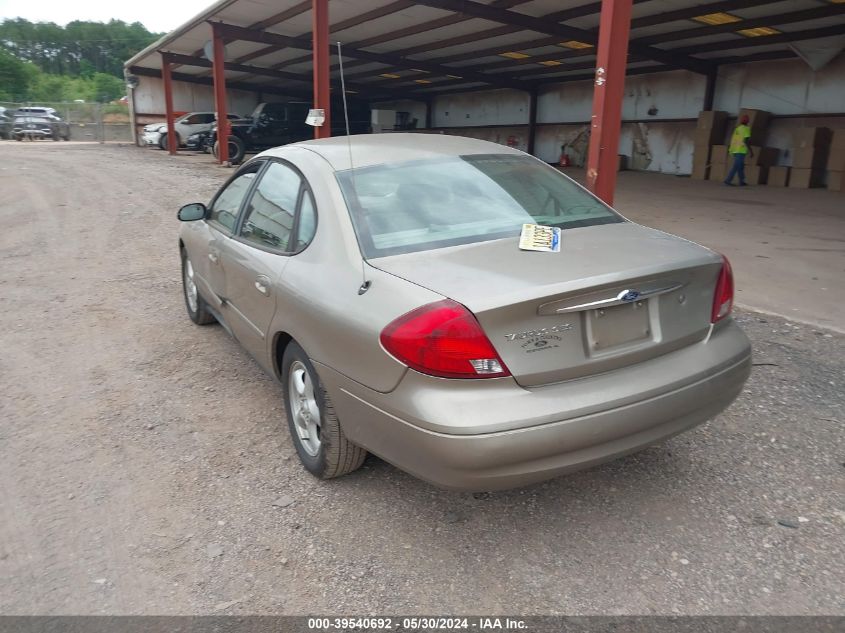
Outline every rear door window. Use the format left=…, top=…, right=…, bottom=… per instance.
left=238, top=162, right=301, bottom=251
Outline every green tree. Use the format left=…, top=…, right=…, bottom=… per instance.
left=0, top=48, right=29, bottom=100
left=91, top=72, right=124, bottom=102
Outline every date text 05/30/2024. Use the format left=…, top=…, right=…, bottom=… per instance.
left=307, top=617, right=528, bottom=631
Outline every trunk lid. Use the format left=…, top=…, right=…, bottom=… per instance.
left=370, top=223, right=723, bottom=387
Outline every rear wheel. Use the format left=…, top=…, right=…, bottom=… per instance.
left=282, top=342, right=367, bottom=480
left=181, top=248, right=215, bottom=325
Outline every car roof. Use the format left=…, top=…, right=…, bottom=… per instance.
left=262, top=133, right=526, bottom=171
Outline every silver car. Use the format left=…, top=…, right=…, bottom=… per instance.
left=177, top=134, right=751, bottom=491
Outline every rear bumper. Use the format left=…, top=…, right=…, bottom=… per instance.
left=316, top=320, right=751, bottom=491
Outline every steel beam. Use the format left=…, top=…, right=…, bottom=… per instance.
left=212, top=22, right=535, bottom=91
left=211, top=23, right=230, bottom=164
left=527, top=89, right=538, bottom=156
left=409, top=0, right=713, bottom=75
left=313, top=0, right=331, bottom=139
left=586, top=0, right=634, bottom=205
left=161, top=53, right=177, bottom=156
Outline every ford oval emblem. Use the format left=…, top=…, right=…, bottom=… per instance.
left=617, top=289, right=640, bottom=302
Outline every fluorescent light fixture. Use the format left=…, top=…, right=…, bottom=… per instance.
left=737, top=26, right=781, bottom=37
left=414, top=79, right=432, bottom=84
left=379, top=73, right=401, bottom=78
left=499, top=51, right=531, bottom=59
left=539, top=60, right=563, bottom=66
left=559, top=40, right=593, bottom=50
left=692, top=12, right=742, bottom=26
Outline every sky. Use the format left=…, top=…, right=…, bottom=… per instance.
left=0, top=0, right=215, bottom=33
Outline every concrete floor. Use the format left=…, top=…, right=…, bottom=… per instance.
left=1, top=143, right=842, bottom=616
left=564, top=168, right=845, bottom=333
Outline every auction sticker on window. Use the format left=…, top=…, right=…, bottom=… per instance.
left=519, top=223, right=561, bottom=252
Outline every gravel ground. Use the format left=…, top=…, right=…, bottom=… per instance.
left=0, top=143, right=842, bottom=615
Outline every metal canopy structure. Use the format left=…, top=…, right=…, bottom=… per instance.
left=125, top=0, right=845, bottom=197
left=126, top=0, right=844, bottom=102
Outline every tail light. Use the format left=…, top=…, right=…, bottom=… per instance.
left=380, top=299, right=511, bottom=379
left=711, top=255, right=734, bottom=323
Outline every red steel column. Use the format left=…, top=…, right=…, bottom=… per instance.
left=211, top=23, right=230, bottom=164
left=161, top=53, right=177, bottom=156
left=312, top=0, right=331, bottom=139
left=585, top=0, right=633, bottom=206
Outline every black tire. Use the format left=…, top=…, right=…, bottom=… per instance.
left=281, top=342, right=367, bottom=480
left=180, top=248, right=216, bottom=325
left=213, top=135, right=246, bottom=165
left=159, top=132, right=178, bottom=151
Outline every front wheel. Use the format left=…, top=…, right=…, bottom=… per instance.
left=181, top=248, right=216, bottom=325
left=282, top=342, right=367, bottom=480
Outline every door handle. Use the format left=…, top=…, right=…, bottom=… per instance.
left=254, top=276, right=271, bottom=296
left=208, top=252, right=219, bottom=264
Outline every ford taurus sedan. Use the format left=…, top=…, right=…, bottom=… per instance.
left=177, top=134, right=751, bottom=491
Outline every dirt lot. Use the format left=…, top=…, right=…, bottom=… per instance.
left=0, top=143, right=843, bottom=615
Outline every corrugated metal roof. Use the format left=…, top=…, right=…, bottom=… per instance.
left=125, top=0, right=845, bottom=100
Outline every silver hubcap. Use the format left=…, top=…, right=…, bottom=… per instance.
left=184, top=257, right=198, bottom=313
left=288, top=361, right=321, bottom=457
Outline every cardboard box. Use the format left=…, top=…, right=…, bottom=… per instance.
left=788, top=168, right=824, bottom=189
left=745, top=166, right=768, bottom=185
left=768, top=166, right=790, bottom=187
left=748, top=146, right=779, bottom=167
left=710, top=145, right=729, bottom=165
left=793, top=127, right=832, bottom=149
left=832, top=129, right=845, bottom=150
left=691, top=164, right=710, bottom=180
left=827, top=147, right=845, bottom=172
left=738, top=108, right=772, bottom=141
left=792, top=147, right=829, bottom=169
left=708, top=162, right=727, bottom=182
left=694, top=111, right=728, bottom=146
left=828, top=171, right=843, bottom=192
left=692, top=144, right=710, bottom=168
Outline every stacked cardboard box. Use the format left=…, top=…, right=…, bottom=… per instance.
left=691, top=111, right=728, bottom=180
left=739, top=108, right=772, bottom=145
left=768, top=166, right=791, bottom=187
left=827, top=129, right=845, bottom=192
left=743, top=146, right=780, bottom=184
left=707, top=145, right=729, bottom=182
left=790, top=127, right=831, bottom=189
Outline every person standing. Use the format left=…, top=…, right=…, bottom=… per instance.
left=724, top=114, right=754, bottom=186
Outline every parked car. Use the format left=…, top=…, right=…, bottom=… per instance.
left=12, top=116, right=71, bottom=141
left=0, top=108, right=13, bottom=140
left=176, top=134, right=751, bottom=491
left=210, top=100, right=371, bottom=165
left=142, top=112, right=242, bottom=150
left=185, top=129, right=213, bottom=153
left=14, top=106, right=61, bottom=120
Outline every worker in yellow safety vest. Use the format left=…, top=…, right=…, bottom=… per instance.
left=724, top=114, right=755, bottom=186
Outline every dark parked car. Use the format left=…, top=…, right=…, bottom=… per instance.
left=210, top=100, right=371, bottom=164
left=186, top=129, right=213, bottom=153
left=13, top=116, right=71, bottom=141
left=0, top=108, right=13, bottom=140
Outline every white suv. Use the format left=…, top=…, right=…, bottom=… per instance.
left=142, top=112, right=241, bottom=150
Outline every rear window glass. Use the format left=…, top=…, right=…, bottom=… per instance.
left=336, top=154, right=623, bottom=258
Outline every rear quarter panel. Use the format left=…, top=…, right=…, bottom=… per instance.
left=263, top=147, right=443, bottom=393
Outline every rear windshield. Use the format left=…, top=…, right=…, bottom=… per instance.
left=336, top=154, right=623, bottom=258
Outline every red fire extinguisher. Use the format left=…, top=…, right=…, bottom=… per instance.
left=559, top=144, right=571, bottom=168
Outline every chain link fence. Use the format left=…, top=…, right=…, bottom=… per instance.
left=0, top=101, right=132, bottom=142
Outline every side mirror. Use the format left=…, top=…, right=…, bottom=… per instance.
left=178, top=203, right=207, bottom=222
